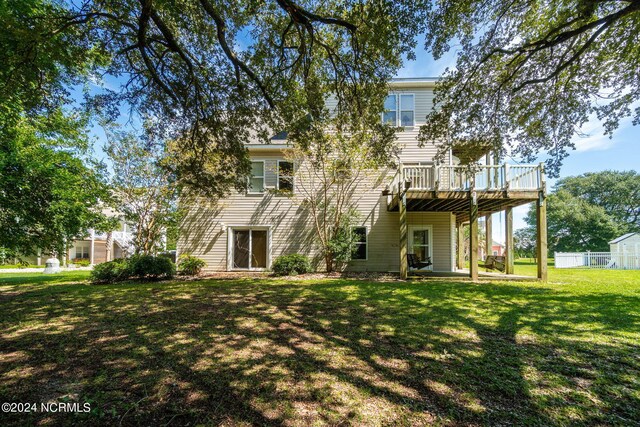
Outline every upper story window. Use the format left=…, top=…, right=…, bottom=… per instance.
left=400, top=94, right=414, bottom=127
left=382, top=93, right=415, bottom=127
left=248, top=161, right=265, bottom=193
left=351, top=226, right=367, bottom=260
left=277, top=160, right=294, bottom=192
left=383, top=95, right=397, bottom=125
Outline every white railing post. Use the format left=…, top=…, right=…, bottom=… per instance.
left=486, top=164, right=491, bottom=189
left=504, top=163, right=510, bottom=190
left=434, top=163, right=439, bottom=191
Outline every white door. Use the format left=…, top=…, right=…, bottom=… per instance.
left=408, top=226, right=433, bottom=270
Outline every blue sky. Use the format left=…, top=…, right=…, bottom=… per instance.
left=398, top=47, right=640, bottom=240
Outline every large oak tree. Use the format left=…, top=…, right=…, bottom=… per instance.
left=63, top=0, right=424, bottom=196
left=419, top=0, right=640, bottom=176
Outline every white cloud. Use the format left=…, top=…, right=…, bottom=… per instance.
left=572, top=118, right=617, bottom=152
left=572, top=97, right=639, bottom=152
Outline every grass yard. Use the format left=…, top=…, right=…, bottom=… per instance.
left=1, top=266, right=639, bottom=426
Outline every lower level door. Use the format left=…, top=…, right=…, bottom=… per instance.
left=232, top=229, right=268, bottom=269
left=409, top=226, right=433, bottom=269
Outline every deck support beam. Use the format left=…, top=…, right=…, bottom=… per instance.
left=485, top=214, right=492, bottom=264
left=505, top=207, right=514, bottom=274
left=469, top=191, right=479, bottom=281
left=399, top=185, right=408, bottom=280
left=457, top=222, right=465, bottom=270
left=536, top=163, right=548, bottom=281
left=536, top=193, right=548, bottom=281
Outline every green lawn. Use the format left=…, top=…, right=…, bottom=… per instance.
left=1, top=267, right=639, bottom=426
left=0, top=264, right=45, bottom=269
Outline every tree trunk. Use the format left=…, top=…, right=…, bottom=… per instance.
left=325, top=252, right=334, bottom=273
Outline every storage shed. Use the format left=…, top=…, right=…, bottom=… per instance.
left=609, top=233, right=640, bottom=255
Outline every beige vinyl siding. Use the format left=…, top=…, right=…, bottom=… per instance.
left=323, top=86, right=447, bottom=164
left=178, top=152, right=454, bottom=273
left=179, top=82, right=456, bottom=273
left=393, top=87, right=450, bottom=165
left=327, top=87, right=447, bottom=164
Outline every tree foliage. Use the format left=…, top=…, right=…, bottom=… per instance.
left=555, top=170, right=640, bottom=232
left=514, top=228, right=536, bottom=259
left=0, top=0, right=111, bottom=257
left=36, top=0, right=425, bottom=197
left=525, top=189, right=620, bottom=253
left=105, top=129, right=178, bottom=255
left=287, top=114, right=397, bottom=271
left=419, top=0, right=640, bottom=176
left=0, top=115, right=110, bottom=256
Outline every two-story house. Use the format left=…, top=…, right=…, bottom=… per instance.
left=19, top=210, right=135, bottom=267
left=177, top=77, right=548, bottom=280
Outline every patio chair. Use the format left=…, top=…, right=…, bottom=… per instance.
left=407, top=253, right=432, bottom=270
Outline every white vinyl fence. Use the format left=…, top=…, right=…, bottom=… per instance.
left=555, top=252, right=640, bottom=270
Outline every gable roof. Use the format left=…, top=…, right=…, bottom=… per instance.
left=609, top=233, right=638, bottom=244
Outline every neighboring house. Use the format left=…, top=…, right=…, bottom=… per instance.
left=68, top=221, right=134, bottom=265
left=20, top=216, right=134, bottom=266
left=178, top=77, right=548, bottom=279
left=491, top=241, right=505, bottom=257
left=609, top=233, right=640, bottom=255
left=477, top=240, right=506, bottom=260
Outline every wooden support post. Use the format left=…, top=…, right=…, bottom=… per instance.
left=399, top=184, right=408, bottom=280
left=536, top=162, right=548, bottom=281
left=485, top=214, right=492, bottom=265
left=457, top=223, right=465, bottom=270
left=505, top=207, right=514, bottom=274
left=536, top=193, right=548, bottom=281
left=469, top=192, right=479, bottom=281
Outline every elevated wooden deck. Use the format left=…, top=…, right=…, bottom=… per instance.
left=387, top=163, right=544, bottom=224
left=392, top=162, right=548, bottom=281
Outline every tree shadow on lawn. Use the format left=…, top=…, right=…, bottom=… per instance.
left=1, top=277, right=639, bottom=425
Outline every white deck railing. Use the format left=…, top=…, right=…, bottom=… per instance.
left=555, top=252, right=640, bottom=270
left=400, top=163, right=542, bottom=191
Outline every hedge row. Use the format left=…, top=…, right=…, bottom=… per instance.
left=91, top=255, right=175, bottom=284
